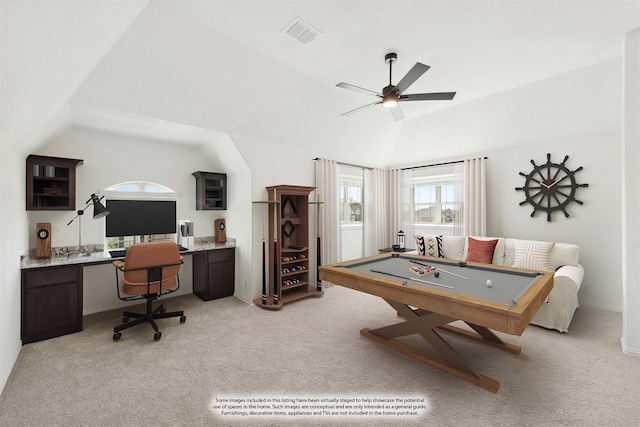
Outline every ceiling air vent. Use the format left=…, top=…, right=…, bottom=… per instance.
left=283, top=17, right=321, bottom=45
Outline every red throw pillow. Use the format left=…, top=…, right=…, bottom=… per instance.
left=466, top=237, right=499, bottom=264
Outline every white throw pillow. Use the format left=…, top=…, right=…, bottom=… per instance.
left=512, top=239, right=555, bottom=271
left=549, top=243, right=580, bottom=269
left=440, top=236, right=466, bottom=260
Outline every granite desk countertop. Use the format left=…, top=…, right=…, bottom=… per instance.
left=21, top=237, right=236, bottom=270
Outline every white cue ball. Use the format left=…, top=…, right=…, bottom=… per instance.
left=485, top=279, right=493, bottom=288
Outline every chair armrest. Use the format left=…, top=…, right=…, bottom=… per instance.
left=553, top=264, right=584, bottom=298
left=112, top=260, right=124, bottom=269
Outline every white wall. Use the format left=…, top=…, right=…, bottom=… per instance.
left=0, top=139, right=29, bottom=396
left=392, top=59, right=623, bottom=311
left=622, top=28, right=640, bottom=355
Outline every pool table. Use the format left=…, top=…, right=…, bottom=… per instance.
left=318, top=253, right=554, bottom=392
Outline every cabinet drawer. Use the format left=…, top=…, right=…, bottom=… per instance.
left=24, top=266, right=80, bottom=288
left=207, top=247, right=234, bottom=263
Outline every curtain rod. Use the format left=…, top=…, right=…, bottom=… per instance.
left=400, top=156, right=489, bottom=171
left=312, top=157, right=374, bottom=170
left=313, top=156, right=488, bottom=171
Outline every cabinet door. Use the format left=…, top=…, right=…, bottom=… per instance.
left=207, top=259, right=235, bottom=299
left=22, top=266, right=83, bottom=344
left=192, top=248, right=235, bottom=301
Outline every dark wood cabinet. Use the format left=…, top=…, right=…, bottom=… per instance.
left=21, top=265, right=83, bottom=344
left=193, top=248, right=235, bottom=301
left=192, top=171, right=227, bottom=210
left=26, top=155, right=83, bottom=210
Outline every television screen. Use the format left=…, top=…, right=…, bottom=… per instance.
left=105, top=199, right=177, bottom=237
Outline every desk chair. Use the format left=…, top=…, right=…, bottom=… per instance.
left=112, top=241, right=186, bottom=341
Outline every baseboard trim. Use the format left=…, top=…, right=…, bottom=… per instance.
left=579, top=301, right=622, bottom=312
left=621, top=337, right=640, bottom=356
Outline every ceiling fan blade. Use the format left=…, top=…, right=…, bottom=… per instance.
left=389, top=105, right=405, bottom=121
left=336, top=82, right=382, bottom=97
left=341, top=101, right=381, bottom=116
left=400, top=92, right=456, bottom=101
left=394, top=62, right=430, bottom=94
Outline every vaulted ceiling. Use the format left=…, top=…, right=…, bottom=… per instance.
left=2, top=0, right=639, bottom=166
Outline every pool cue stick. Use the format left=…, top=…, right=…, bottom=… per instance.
left=370, top=269, right=455, bottom=290
left=316, top=192, right=322, bottom=291
left=410, top=260, right=468, bottom=280
left=261, top=201, right=267, bottom=305
left=273, top=188, right=279, bottom=305
left=435, top=268, right=468, bottom=280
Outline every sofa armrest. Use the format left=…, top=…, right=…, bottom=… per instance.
left=553, top=264, right=584, bottom=298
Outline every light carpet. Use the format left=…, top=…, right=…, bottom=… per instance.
left=0, top=285, right=639, bottom=426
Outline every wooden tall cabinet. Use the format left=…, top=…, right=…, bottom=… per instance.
left=254, top=185, right=322, bottom=309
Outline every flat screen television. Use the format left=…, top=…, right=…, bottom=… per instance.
left=105, top=199, right=177, bottom=237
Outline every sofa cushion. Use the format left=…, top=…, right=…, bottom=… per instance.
left=463, top=236, right=506, bottom=265
left=414, top=235, right=444, bottom=257
left=414, top=235, right=426, bottom=255
left=549, top=243, right=580, bottom=269
left=465, top=237, right=499, bottom=264
left=440, top=236, right=466, bottom=260
left=512, top=239, right=555, bottom=271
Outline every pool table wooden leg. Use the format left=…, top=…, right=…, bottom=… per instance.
left=362, top=299, right=504, bottom=393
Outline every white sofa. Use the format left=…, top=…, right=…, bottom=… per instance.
left=413, top=235, right=584, bottom=333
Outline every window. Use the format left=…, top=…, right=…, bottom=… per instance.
left=413, top=181, right=458, bottom=224
left=339, top=171, right=364, bottom=223
left=103, top=181, right=176, bottom=250
left=106, top=181, right=173, bottom=193
left=402, top=163, right=464, bottom=236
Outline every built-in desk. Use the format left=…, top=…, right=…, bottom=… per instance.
left=20, top=239, right=235, bottom=344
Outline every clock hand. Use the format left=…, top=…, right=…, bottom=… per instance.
left=548, top=176, right=568, bottom=188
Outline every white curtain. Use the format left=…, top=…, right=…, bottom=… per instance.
left=463, top=157, right=487, bottom=236
left=397, top=168, right=413, bottom=241
left=363, top=168, right=402, bottom=255
left=388, top=169, right=404, bottom=239
left=315, top=159, right=340, bottom=285
left=363, top=168, right=381, bottom=256
left=453, top=162, right=465, bottom=236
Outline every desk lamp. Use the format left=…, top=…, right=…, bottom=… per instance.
left=67, top=193, right=110, bottom=255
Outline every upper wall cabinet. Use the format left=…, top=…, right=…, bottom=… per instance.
left=192, top=171, right=227, bottom=210
left=26, top=155, right=83, bottom=211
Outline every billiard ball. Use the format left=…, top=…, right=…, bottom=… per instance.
left=434, top=271, right=440, bottom=278
left=486, top=280, right=492, bottom=288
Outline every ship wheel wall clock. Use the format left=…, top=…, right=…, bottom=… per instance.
left=515, top=153, right=589, bottom=221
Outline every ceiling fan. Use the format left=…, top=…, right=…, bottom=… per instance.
left=336, top=52, right=456, bottom=121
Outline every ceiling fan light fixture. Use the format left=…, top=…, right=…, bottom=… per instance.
left=382, top=85, right=398, bottom=108
left=382, top=95, right=398, bottom=108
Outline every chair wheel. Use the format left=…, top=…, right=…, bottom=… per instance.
left=180, top=315, right=186, bottom=323
left=154, top=331, right=162, bottom=341
left=122, top=317, right=129, bottom=323
left=160, top=308, right=166, bottom=314
left=113, top=332, right=121, bottom=341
